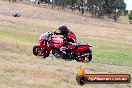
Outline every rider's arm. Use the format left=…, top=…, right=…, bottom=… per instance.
left=53, top=32, right=61, bottom=35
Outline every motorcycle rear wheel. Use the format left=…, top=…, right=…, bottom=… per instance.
left=88, top=53, right=92, bottom=62
left=75, top=49, right=92, bottom=63
left=87, top=49, right=92, bottom=62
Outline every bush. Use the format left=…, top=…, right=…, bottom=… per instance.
left=124, top=10, right=128, bottom=16
left=128, top=10, right=132, bottom=24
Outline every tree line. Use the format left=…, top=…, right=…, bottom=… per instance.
left=9, top=0, right=126, bottom=22
left=38, top=0, right=126, bottom=21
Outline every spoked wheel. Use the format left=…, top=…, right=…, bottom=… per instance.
left=33, top=46, right=39, bottom=56
left=83, top=50, right=92, bottom=63
left=33, top=46, right=50, bottom=58
left=87, top=53, right=92, bottom=62
left=82, top=53, right=92, bottom=63
left=86, top=49, right=92, bottom=62
left=75, top=49, right=92, bottom=63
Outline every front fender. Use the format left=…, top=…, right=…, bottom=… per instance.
left=35, top=44, right=52, bottom=52
left=35, top=44, right=43, bottom=48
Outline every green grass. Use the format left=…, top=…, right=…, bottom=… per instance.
left=0, top=27, right=38, bottom=44
left=94, top=48, right=132, bottom=66
left=92, top=40, right=132, bottom=66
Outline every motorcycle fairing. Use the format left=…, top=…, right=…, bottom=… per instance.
left=51, top=35, right=65, bottom=48
left=35, top=44, right=52, bottom=52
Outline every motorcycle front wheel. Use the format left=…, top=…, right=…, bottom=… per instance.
left=33, top=46, right=50, bottom=58
left=33, top=46, right=39, bottom=56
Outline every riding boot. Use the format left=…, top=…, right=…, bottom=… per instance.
left=60, top=46, right=67, bottom=54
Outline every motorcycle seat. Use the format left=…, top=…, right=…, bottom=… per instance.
left=78, top=42, right=88, bottom=45
left=69, top=42, right=77, bottom=45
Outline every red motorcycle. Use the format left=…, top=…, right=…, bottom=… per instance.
left=33, top=32, right=92, bottom=62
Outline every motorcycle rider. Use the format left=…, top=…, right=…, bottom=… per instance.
left=55, top=25, right=77, bottom=53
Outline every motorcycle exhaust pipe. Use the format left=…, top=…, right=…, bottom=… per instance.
left=77, top=53, right=89, bottom=58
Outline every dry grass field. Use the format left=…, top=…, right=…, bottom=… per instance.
left=0, top=1, right=132, bottom=88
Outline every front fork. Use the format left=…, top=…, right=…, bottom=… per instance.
left=37, top=48, right=45, bottom=56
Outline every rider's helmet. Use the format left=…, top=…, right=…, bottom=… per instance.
left=58, top=25, right=70, bottom=35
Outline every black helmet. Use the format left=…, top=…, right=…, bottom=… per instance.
left=58, top=25, right=69, bottom=35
